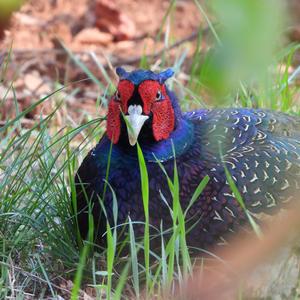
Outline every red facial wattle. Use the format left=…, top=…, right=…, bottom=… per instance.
left=106, top=80, right=134, bottom=143
left=118, top=80, right=135, bottom=113
left=138, top=80, right=175, bottom=141
left=106, top=100, right=121, bottom=144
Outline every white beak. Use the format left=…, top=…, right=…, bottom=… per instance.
left=125, top=105, right=149, bottom=146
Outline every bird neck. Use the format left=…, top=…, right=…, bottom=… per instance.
left=96, top=115, right=194, bottom=169
left=141, top=88, right=194, bottom=162
left=112, top=118, right=194, bottom=162
left=141, top=117, right=194, bottom=162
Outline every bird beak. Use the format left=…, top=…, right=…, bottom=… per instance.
left=125, top=105, right=149, bottom=146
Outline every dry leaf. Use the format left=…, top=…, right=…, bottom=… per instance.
left=95, top=0, right=136, bottom=41
left=74, top=28, right=113, bottom=45
left=24, top=71, right=43, bottom=91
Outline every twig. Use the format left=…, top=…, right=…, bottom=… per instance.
left=0, top=26, right=210, bottom=70
left=108, top=27, right=209, bottom=68
left=0, top=261, right=72, bottom=296
left=0, top=119, right=35, bottom=127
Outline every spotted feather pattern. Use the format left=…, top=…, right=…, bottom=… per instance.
left=186, top=109, right=300, bottom=216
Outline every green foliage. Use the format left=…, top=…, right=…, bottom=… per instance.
left=0, top=0, right=23, bottom=18
left=136, top=142, right=150, bottom=294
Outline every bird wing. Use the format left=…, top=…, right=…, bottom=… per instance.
left=189, top=109, right=300, bottom=215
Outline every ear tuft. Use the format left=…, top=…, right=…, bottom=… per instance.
left=158, top=68, right=174, bottom=84
left=116, top=67, right=128, bottom=79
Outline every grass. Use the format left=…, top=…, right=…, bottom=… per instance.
left=1, top=0, right=300, bottom=298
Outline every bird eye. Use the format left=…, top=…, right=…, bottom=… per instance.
left=115, top=91, right=121, bottom=101
left=155, top=90, right=162, bottom=101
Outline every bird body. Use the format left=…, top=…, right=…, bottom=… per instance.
left=75, top=68, right=300, bottom=251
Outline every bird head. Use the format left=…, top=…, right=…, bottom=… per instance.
left=106, top=67, right=176, bottom=146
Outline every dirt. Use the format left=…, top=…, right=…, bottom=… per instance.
left=0, top=0, right=203, bottom=125
left=2, top=0, right=300, bottom=125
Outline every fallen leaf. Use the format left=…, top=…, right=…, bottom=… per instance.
left=74, top=27, right=113, bottom=45
left=24, top=71, right=43, bottom=91
left=94, top=0, right=136, bottom=41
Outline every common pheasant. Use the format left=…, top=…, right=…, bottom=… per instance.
left=75, top=67, right=300, bottom=251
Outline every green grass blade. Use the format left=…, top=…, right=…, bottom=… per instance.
left=106, top=221, right=115, bottom=300
left=223, top=162, right=263, bottom=238
left=184, top=175, right=210, bottom=218
left=114, top=262, right=130, bottom=300
left=71, top=208, right=94, bottom=300
left=136, top=142, right=150, bottom=294
left=128, top=217, right=140, bottom=298
left=61, top=43, right=104, bottom=89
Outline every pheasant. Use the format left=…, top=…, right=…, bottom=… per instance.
left=74, top=67, right=300, bottom=251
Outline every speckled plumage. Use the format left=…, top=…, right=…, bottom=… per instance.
left=75, top=69, right=300, bottom=252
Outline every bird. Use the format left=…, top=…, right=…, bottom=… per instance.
left=74, top=67, right=300, bottom=252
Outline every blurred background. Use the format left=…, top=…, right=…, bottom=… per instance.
left=0, top=0, right=202, bottom=125
left=1, top=0, right=300, bottom=125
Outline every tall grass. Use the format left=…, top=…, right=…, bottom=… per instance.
left=1, top=0, right=300, bottom=298
left=0, top=74, right=105, bottom=297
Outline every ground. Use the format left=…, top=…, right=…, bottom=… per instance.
left=0, top=0, right=202, bottom=126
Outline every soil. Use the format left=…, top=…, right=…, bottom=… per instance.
left=0, top=0, right=203, bottom=125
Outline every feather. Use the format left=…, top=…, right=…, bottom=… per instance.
left=74, top=68, right=300, bottom=252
